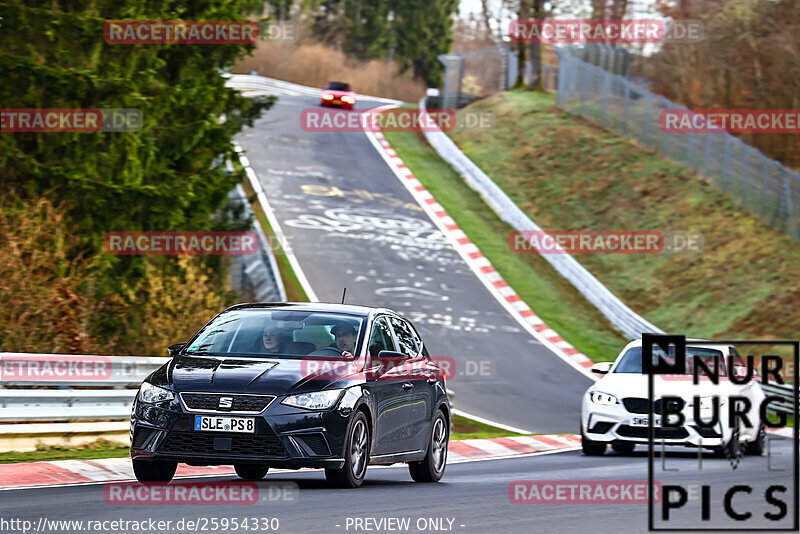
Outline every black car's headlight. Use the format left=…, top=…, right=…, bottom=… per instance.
left=138, top=382, right=175, bottom=404
left=282, top=389, right=343, bottom=410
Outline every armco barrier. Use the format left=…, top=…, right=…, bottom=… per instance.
left=0, top=352, right=793, bottom=452
left=418, top=97, right=663, bottom=340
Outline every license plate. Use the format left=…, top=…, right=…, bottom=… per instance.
left=631, top=416, right=661, bottom=427
left=194, top=415, right=255, bottom=433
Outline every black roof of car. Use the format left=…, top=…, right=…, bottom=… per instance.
left=223, top=301, right=397, bottom=318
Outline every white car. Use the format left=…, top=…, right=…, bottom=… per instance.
left=580, top=339, right=766, bottom=457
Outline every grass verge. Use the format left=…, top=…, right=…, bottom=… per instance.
left=0, top=441, right=129, bottom=464
left=450, top=414, right=525, bottom=440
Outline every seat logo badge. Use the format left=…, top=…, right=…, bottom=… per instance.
left=219, top=397, right=233, bottom=409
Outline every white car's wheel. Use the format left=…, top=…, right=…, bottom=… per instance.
left=716, top=425, right=743, bottom=461
left=581, top=433, right=607, bottom=456
left=611, top=441, right=635, bottom=454
left=745, top=422, right=766, bottom=456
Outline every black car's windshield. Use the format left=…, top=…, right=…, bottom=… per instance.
left=326, top=82, right=351, bottom=91
left=614, top=346, right=727, bottom=376
left=184, top=309, right=365, bottom=359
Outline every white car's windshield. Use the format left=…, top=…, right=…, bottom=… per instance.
left=614, top=346, right=727, bottom=376
left=184, top=309, right=365, bottom=359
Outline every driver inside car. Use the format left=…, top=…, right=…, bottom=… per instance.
left=330, top=324, right=356, bottom=357
left=261, top=324, right=287, bottom=354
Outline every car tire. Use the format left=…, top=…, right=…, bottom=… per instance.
left=745, top=422, right=766, bottom=456
left=325, top=411, right=370, bottom=488
left=234, top=464, right=269, bottom=480
left=581, top=433, right=607, bottom=456
left=132, top=459, right=177, bottom=483
left=409, top=410, right=448, bottom=483
left=611, top=441, right=635, bottom=454
left=716, top=425, right=743, bottom=460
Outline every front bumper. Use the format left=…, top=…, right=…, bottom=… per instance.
left=581, top=397, right=728, bottom=448
left=130, top=395, right=352, bottom=469
left=321, top=99, right=354, bottom=108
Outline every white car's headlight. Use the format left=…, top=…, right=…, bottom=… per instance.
left=590, top=391, right=618, bottom=406
left=138, top=382, right=174, bottom=404
left=282, top=389, right=343, bottom=410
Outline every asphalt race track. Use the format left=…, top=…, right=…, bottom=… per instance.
left=236, top=83, right=591, bottom=433
left=2, top=441, right=794, bottom=534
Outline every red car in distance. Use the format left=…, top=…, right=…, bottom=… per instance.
left=321, top=81, right=356, bottom=110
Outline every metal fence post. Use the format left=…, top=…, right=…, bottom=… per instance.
left=704, top=131, right=712, bottom=178
left=601, top=71, right=609, bottom=125
left=556, top=55, right=566, bottom=108
left=742, top=149, right=751, bottom=202
left=761, top=156, right=769, bottom=214
left=662, top=101, right=671, bottom=156
left=642, top=93, right=651, bottom=146
left=722, top=136, right=731, bottom=191
left=580, top=63, right=587, bottom=115
left=622, top=82, right=630, bottom=134
left=781, top=175, right=797, bottom=239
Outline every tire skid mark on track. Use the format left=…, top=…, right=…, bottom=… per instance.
left=0, top=435, right=581, bottom=490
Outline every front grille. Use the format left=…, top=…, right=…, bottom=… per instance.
left=692, top=425, right=722, bottom=438
left=180, top=393, right=275, bottom=414
left=160, top=431, right=287, bottom=458
left=132, top=426, right=157, bottom=449
left=617, top=425, right=689, bottom=440
left=622, top=397, right=682, bottom=415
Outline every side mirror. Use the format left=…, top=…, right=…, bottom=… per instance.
left=377, top=350, right=409, bottom=364
left=167, top=343, right=186, bottom=357
left=590, top=362, right=613, bottom=375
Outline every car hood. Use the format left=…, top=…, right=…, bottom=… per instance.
left=150, top=355, right=364, bottom=395
left=591, top=372, right=740, bottom=399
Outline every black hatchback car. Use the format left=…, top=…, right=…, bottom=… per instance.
left=130, top=303, right=450, bottom=488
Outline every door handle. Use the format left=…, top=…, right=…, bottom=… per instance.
left=402, top=383, right=414, bottom=390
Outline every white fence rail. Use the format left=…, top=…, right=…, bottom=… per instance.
left=760, top=383, right=797, bottom=416
left=0, top=353, right=162, bottom=425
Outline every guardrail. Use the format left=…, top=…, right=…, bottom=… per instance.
left=418, top=97, right=663, bottom=340
left=0, top=352, right=793, bottom=451
left=227, top=183, right=287, bottom=302
left=0, top=353, right=161, bottom=425
left=760, top=383, right=798, bottom=416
